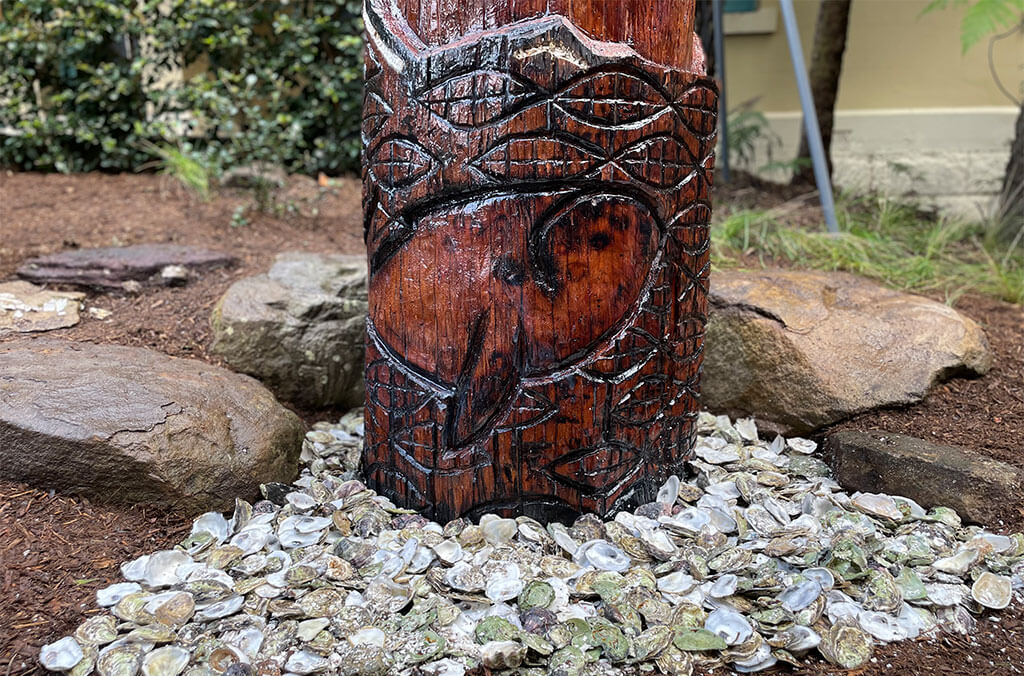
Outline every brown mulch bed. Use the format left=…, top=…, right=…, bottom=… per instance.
left=0, top=484, right=191, bottom=674
left=1, top=171, right=1022, bottom=675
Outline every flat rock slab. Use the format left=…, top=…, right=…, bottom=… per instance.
left=825, top=429, right=1024, bottom=528
left=211, top=252, right=367, bottom=409
left=0, top=281, right=84, bottom=334
left=702, top=269, right=993, bottom=435
left=17, top=243, right=237, bottom=289
left=0, top=339, right=304, bottom=511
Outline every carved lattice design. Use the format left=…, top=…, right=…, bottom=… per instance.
left=362, top=0, right=717, bottom=522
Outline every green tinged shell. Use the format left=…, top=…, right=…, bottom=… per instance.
left=895, top=567, right=927, bottom=600
left=519, top=580, right=555, bottom=610
left=672, top=629, right=727, bottom=652
left=591, top=622, right=629, bottom=662
left=475, top=616, right=519, bottom=644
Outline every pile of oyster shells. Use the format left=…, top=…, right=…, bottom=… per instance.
left=40, top=411, right=1022, bottom=676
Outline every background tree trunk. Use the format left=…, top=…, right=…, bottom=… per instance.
left=995, top=102, right=1023, bottom=243
left=361, top=0, right=717, bottom=522
left=694, top=1, right=715, bottom=78
left=791, top=0, right=852, bottom=187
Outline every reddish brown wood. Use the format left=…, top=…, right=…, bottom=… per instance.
left=362, top=0, right=717, bottom=523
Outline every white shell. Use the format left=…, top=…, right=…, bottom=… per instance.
left=286, top=491, right=317, bottom=510
left=971, top=572, right=1012, bottom=609
left=40, top=636, right=84, bottom=671
left=778, top=580, right=822, bottom=612
left=771, top=625, right=820, bottom=653
left=191, top=512, right=230, bottom=543
left=733, top=643, right=776, bottom=673
left=297, top=618, right=330, bottom=641
left=230, top=526, right=272, bottom=556
left=661, top=507, right=710, bottom=534
left=709, top=574, right=738, bottom=598
left=120, top=555, right=150, bottom=582
left=933, top=548, right=979, bottom=575
left=141, top=646, right=190, bottom=676
left=574, top=540, right=631, bottom=572
left=657, top=571, right=697, bottom=595
left=193, top=594, right=244, bottom=621
left=734, top=418, right=759, bottom=441
left=786, top=437, right=817, bottom=454
left=803, top=568, right=835, bottom=591
left=548, top=524, right=579, bottom=556
left=96, top=582, right=141, bottom=607
left=851, top=493, right=903, bottom=521
left=142, top=550, right=192, bottom=587
left=481, top=518, right=518, bottom=545
left=431, top=539, right=464, bottom=565
left=705, top=607, right=753, bottom=645
left=656, top=475, right=680, bottom=506
left=485, top=574, right=525, bottom=603
left=858, top=610, right=908, bottom=642
left=696, top=444, right=741, bottom=464
left=285, top=650, right=329, bottom=674
left=418, top=658, right=466, bottom=676
left=291, top=515, right=333, bottom=534
left=349, top=627, right=387, bottom=648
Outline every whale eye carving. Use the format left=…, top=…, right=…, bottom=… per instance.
left=368, top=138, right=436, bottom=189
left=420, top=71, right=537, bottom=126
left=555, top=72, right=669, bottom=128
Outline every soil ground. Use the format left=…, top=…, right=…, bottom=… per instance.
left=0, top=171, right=1021, bottom=675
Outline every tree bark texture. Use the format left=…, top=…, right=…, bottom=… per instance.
left=361, top=0, right=717, bottom=523
left=792, top=0, right=851, bottom=186
left=996, top=102, right=1023, bottom=242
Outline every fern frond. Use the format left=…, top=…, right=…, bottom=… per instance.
left=960, top=0, right=1024, bottom=52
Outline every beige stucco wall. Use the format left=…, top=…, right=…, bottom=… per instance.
left=721, top=0, right=1022, bottom=219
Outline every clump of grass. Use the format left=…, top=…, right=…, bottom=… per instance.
left=712, top=192, right=1024, bottom=305
left=139, top=141, right=212, bottom=201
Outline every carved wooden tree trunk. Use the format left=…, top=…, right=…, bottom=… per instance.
left=362, top=0, right=717, bottom=523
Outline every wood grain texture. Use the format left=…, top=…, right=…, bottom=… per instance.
left=362, top=0, right=716, bottom=522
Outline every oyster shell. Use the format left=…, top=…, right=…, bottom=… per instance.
left=40, top=636, right=84, bottom=671
left=478, top=641, right=526, bottom=669
left=96, top=582, right=142, bottom=607
left=141, top=647, right=190, bottom=676
left=971, top=572, right=1012, bottom=609
left=97, top=644, right=145, bottom=676
left=74, top=616, right=118, bottom=647
left=819, top=623, right=873, bottom=670
left=705, top=607, right=753, bottom=645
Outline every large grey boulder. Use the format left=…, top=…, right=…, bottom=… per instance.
left=0, top=339, right=304, bottom=511
left=210, top=252, right=367, bottom=409
left=702, top=269, right=992, bottom=435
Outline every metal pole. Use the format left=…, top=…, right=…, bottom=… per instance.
left=778, top=0, right=839, bottom=233
left=712, top=0, right=730, bottom=183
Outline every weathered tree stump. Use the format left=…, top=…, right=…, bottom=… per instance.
left=362, top=0, right=717, bottom=523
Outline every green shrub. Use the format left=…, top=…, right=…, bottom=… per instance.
left=0, top=0, right=364, bottom=174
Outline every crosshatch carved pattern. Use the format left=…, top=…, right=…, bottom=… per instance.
left=361, top=0, right=718, bottom=523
